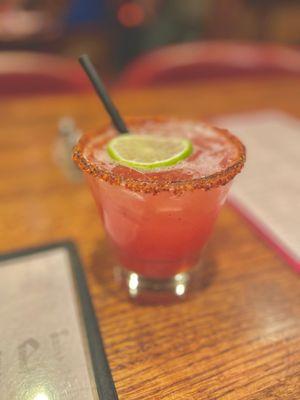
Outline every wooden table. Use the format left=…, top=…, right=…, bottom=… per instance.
left=1, top=78, right=300, bottom=399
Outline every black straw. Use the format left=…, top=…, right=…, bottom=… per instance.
left=79, top=54, right=128, bottom=134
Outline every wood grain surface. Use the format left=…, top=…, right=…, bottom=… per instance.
left=0, top=77, right=300, bottom=399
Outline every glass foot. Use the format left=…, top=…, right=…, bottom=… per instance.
left=114, top=266, right=192, bottom=304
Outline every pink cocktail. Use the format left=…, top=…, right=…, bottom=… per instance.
left=73, top=117, right=245, bottom=298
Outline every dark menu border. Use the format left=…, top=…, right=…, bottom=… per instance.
left=0, top=240, right=119, bottom=400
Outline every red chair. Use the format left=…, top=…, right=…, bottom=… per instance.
left=0, top=52, right=92, bottom=96
left=116, top=41, right=300, bottom=88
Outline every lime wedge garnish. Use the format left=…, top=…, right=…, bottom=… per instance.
left=107, top=134, right=193, bottom=169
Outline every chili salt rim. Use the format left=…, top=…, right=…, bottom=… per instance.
left=73, top=117, right=246, bottom=194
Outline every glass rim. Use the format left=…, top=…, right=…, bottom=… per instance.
left=73, top=116, right=246, bottom=194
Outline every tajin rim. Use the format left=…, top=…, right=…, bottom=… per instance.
left=73, top=117, right=246, bottom=194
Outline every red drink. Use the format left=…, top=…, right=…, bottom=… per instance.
left=74, top=118, right=245, bottom=294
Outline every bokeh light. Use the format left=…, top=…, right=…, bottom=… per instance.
left=117, top=2, right=145, bottom=28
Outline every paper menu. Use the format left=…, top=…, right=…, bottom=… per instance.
left=214, top=111, right=300, bottom=271
left=0, top=247, right=98, bottom=399
left=0, top=242, right=118, bottom=400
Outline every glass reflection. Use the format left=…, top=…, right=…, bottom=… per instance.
left=175, top=283, right=185, bottom=296
left=128, top=272, right=139, bottom=297
left=33, top=393, right=50, bottom=400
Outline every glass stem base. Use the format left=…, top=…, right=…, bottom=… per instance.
left=114, top=266, right=192, bottom=304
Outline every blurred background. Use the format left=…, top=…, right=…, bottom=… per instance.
left=0, top=0, right=299, bottom=84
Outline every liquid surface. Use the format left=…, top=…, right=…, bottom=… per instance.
left=84, top=120, right=240, bottom=182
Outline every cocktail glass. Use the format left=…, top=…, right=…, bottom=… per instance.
left=73, top=117, right=246, bottom=300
